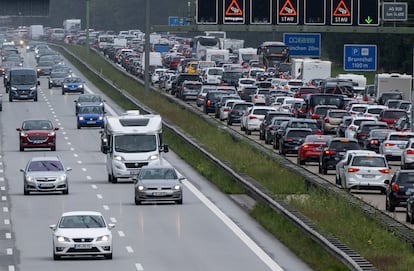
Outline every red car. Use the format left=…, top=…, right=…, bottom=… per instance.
left=378, top=109, right=408, bottom=130
left=16, top=119, right=58, bottom=151
left=297, top=135, right=333, bottom=165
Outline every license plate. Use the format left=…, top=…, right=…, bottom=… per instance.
left=399, top=144, right=406, bottom=149
left=87, top=121, right=96, bottom=124
left=33, top=140, right=44, bottom=144
left=152, top=191, right=166, bottom=196
left=39, top=183, right=54, bottom=188
left=362, top=174, right=375, bottom=178
left=130, top=170, right=139, bottom=175
left=74, top=243, right=92, bottom=249
left=20, top=95, right=27, bottom=98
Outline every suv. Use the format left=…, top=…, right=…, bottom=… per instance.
left=319, top=138, right=360, bottom=175
left=171, top=73, right=201, bottom=96
left=279, top=128, right=313, bottom=156
left=16, top=119, right=59, bottom=151
left=7, top=68, right=39, bottom=102
left=203, top=90, right=238, bottom=114
left=386, top=170, right=414, bottom=212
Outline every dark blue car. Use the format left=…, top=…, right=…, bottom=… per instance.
left=77, top=105, right=105, bottom=129
left=62, top=76, right=84, bottom=95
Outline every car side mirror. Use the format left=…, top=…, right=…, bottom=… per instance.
left=16, top=128, right=21, bottom=131
left=66, top=167, right=72, bottom=172
left=108, top=223, right=115, bottom=230
left=162, top=144, right=169, bottom=153
left=19, top=169, right=25, bottom=173
left=74, top=100, right=77, bottom=103
left=384, top=180, right=390, bottom=185
left=37, top=81, right=40, bottom=86
left=54, top=127, right=59, bottom=131
left=49, top=224, right=57, bottom=231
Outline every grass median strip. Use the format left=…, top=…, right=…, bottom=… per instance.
left=54, top=44, right=414, bottom=271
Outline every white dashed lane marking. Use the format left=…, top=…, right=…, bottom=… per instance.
left=118, top=231, right=125, bottom=237
left=135, top=263, right=144, bottom=270
left=96, top=194, right=103, bottom=199
left=126, top=246, right=134, bottom=253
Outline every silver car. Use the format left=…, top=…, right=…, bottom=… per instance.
left=134, top=165, right=184, bottom=205
left=380, top=132, right=414, bottom=161
left=20, top=156, right=71, bottom=195
left=401, top=138, right=414, bottom=169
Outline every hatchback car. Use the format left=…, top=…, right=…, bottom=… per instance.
left=77, top=105, right=105, bottom=129
left=335, top=150, right=377, bottom=185
left=386, top=170, right=414, bottom=212
left=48, top=71, right=67, bottom=89
left=264, top=116, right=292, bottom=145
left=49, top=211, right=114, bottom=260
left=380, top=132, right=414, bottom=161
left=62, top=76, right=85, bottom=94
left=362, top=129, right=393, bottom=153
left=354, top=121, right=388, bottom=146
left=279, top=128, right=313, bottom=156
left=17, top=119, right=58, bottom=151
left=297, top=135, right=333, bottom=165
left=241, top=106, right=276, bottom=135
left=227, top=101, right=253, bottom=126
left=218, top=98, right=241, bottom=121
left=319, top=138, right=360, bottom=175
left=378, top=109, right=408, bottom=130
left=20, top=156, right=71, bottom=195
left=134, top=165, right=183, bottom=205
left=74, top=94, right=105, bottom=115
left=342, top=153, right=390, bottom=193
left=322, top=109, right=349, bottom=134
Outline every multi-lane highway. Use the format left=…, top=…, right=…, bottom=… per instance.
left=0, top=48, right=314, bottom=271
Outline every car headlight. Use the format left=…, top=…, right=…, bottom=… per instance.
left=148, top=154, right=159, bottom=161
left=11, top=86, right=17, bottom=91
left=77, top=84, right=83, bottom=89
left=79, top=116, right=84, bottom=120
left=63, top=84, right=68, bottom=88
left=99, top=103, right=103, bottom=106
left=96, top=235, right=110, bottom=242
left=137, top=185, right=145, bottom=191
left=114, top=155, right=124, bottom=161
left=20, top=131, right=28, bottom=137
left=26, top=175, right=34, bottom=182
left=57, top=175, right=67, bottom=181
left=56, top=236, right=71, bottom=242
left=77, top=103, right=81, bottom=106
left=48, top=131, right=55, bottom=136
left=173, top=185, right=181, bottom=190
left=37, top=68, right=41, bottom=72
left=99, top=116, right=103, bottom=120
left=30, top=86, right=36, bottom=91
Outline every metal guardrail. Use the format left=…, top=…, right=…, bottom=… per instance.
left=53, top=43, right=384, bottom=270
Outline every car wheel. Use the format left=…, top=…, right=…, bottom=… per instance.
left=246, top=129, right=251, bottom=135
left=62, top=91, right=65, bottom=95
left=62, top=187, right=69, bottom=195
left=108, top=174, right=112, bottom=183
left=176, top=198, right=183, bottom=205
left=34, top=95, right=38, bottom=102
left=9, top=95, right=12, bottom=102
left=53, top=253, right=61, bottom=260
left=111, top=176, right=118, bottom=184
left=298, top=158, right=305, bottom=165
left=264, top=136, right=269, bottom=144
left=380, top=188, right=386, bottom=195
left=0, top=105, right=2, bottom=112
left=134, top=197, right=141, bottom=205
left=318, top=163, right=322, bottom=174
left=24, top=186, right=29, bottom=195
left=227, top=120, right=232, bottom=126
left=322, top=165, right=327, bottom=175
left=19, top=146, right=24, bottom=152
left=51, top=146, right=56, bottom=151
left=48, top=83, right=51, bottom=89
left=410, top=212, right=414, bottom=224
left=105, top=253, right=113, bottom=260
left=77, top=123, right=81, bottom=129
left=335, top=175, right=340, bottom=185
left=386, top=198, right=395, bottom=212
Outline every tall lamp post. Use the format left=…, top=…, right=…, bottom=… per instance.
left=85, top=0, right=90, bottom=51
left=144, top=0, right=150, bottom=96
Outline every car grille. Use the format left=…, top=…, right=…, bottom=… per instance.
left=147, top=187, right=171, bottom=190
left=28, top=135, right=48, bottom=141
left=67, top=247, right=100, bottom=253
left=37, top=178, right=57, bottom=182
left=125, top=162, right=148, bottom=169
left=73, top=238, right=94, bottom=242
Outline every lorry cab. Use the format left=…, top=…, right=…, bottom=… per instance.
left=100, top=111, right=168, bottom=183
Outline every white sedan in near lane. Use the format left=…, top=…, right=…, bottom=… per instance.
left=49, top=211, right=115, bottom=260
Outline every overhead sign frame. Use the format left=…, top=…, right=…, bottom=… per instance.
left=331, top=0, right=353, bottom=25
left=223, top=0, right=245, bottom=24
left=277, top=0, right=299, bottom=25
left=343, top=44, right=377, bottom=71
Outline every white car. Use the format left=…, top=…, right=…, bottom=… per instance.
left=401, top=138, right=414, bottom=169
left=203, top=67, right=224, bottom=85
left=342, top=153, right=390, bottom=193
left=49, top=211, right=115, bottom=260
left=219, top=99, right=241, bottom=121
left=380, top=132, right=414, bottom=161
left=363, top=105, right=388, bottom=118
left=335, top=150, right=376, bottom=186
left=151, top=68, right=167, bottom=85
left=344, top=116, right=376, bottom=139
left=348, top=103, right=369, bottom=116
left=252, top=88, right=270, bottom=105
left=279, top=98, right=304, bottom=113
left=241, top=106, right=276, bottom=135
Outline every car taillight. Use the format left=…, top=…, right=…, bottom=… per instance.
left=324, top=118, right=330, bottom=123
left=391, top=183, right=399, bottom=192
left=357, top=133, right=368, bottom=137
left=207, top=100, right=211, bottom=106
left=384, top=143, right=395, bottom=147
left=370, top=139, right=379, bottom=145
left=324, top=150, right=336, bottom=155
left=379, top=169, right=390, bottom=174
left=347, top=167, right=360, bottom=172
left=311, top=114, right=320, bottom=119
left=223, top=108, right=229, bottom=112
left=313, top=129, right=322, bottom=135
left=284, top=137, right=294, bottom=142
left=253, top=94, right=258, bottom=99
left=249, top=115, right=257, bottom=120
left=407, top=150, right=414, bottom=155
left=302, top=144, right=310, bottom=149
left=298, top=109, right=305, bottom=113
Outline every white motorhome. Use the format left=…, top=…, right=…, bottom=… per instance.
left=29, top=25, right=44, bottom=40
left=238, top=48, right=258, bottom=65
left=291, top=58, right=331, bottom=84
left=206, top=49, right=229, bottom=64
left=336, top=73, right=367, bottom=93
left=100, top=111, right=169, bottom=183
left=375, top=73, right=413, bottom=101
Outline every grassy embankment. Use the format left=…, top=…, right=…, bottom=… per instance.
left=54, top=44, right=414, bottom=271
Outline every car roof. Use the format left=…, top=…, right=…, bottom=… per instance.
left=29, top=156, right=60, bottom=162
left=61, top=211, right=103, bottom=217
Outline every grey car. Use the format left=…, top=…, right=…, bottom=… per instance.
left=20, top=156, right=71, bottom=195
left=48, top=71, right=68, bottom=88
left=134, top=165, right=183, bottom=205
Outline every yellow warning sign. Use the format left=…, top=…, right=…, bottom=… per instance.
left=279, top=0, right=297, bottom=16
left=333, top=0, right=351, bottom=17
left=225, top=0, right=243, bottom=16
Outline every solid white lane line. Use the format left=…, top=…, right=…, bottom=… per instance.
left=97, top=194, right=103, bottom=199
left=135, top=263, right=144, bottom=270
left=126, top=246, right=134, bottom=253
left=183, top=179, right=284, bottom=271
left=118, top=231, right=125, bottom=237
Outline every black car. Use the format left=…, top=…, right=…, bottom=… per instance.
left=264, top=116, right=292, bottom=145
left=279, top=128, right=313, bottom=156
left=355, top=121, right=388, bottom=146
left=227, top=101, right=253, bottom=125
left=203, top=90, right=236, bottom=114
left=259, top=111, right=291, bottom=140
left=386, top=170, right=414, bottom=212
left=171, top=73, right=202, bottom=96
left=319, top=138, right=360, bottom=175
left=362, top=129, right=393, bottom=152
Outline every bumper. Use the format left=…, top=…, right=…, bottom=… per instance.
left=25, top=180, right=67, bottom=193
left=53, top=240, right=112, bottom=256
left=135, top=190, right=182, bottom=202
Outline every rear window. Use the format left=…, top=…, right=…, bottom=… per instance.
left=397, top=172, right=414, bottom=185
left=286, top=130, right=312, bottom=138
left=253, top=109, right=272, bottom=115
left=383, top=111, right=407, bottom=119
left=389, top=134, right=414, bottom=141
left=351, top=106, right=367, bottom=112
left=329, top=111, right=347, bottom=118
left=361, top=124, right=388, bottom=132
left=290, top=122, right=317, bottom=130
left=233, top=104, right=250, bottom=110
left=367, top=108, right=383, bottom=114
left=352, top=156, right=387, bottom=167
left=330, top=141, right=360, bottom=150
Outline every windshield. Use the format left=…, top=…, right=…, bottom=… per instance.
left=78, top=106, right=103, bottom=114
left=28, top=160, right=64, bottom=171
left=114, top=134, right=157, bottom=153
left=22, top=120, right=52, bottom=130
left=59, top=215, right=105, bottom=228
left=352, top=156, right=386, bottom=167
left=11, top=74, right=37, bottom=85
left=139, top=168, right=178, bottom=180
left=64, top=77, right=82, bottom=83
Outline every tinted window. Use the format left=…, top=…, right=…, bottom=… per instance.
left=330, top=141, right=360, bottom=150
left=28, top=160, right=64, bottom=171
left=233, top=104, right=250, bottom=110
left=367, top=108, right=383, bottom=114
left=389, top=134, right=414, bottom=141
left=329, top=111, right=347, bottom=118
left=397, top=172, right=414, bottom=185
left=383, top=111, right=407, bottom=119
left=287, top=130, right=312, bottom=137
left=310, top=95, right=344, bottom=108
left=361, top=124, right=387, bottom=132
left=352, top=157, right=386, bottom=167
left=253, top=109, right=271, bottom=115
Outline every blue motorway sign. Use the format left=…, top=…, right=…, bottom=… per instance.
left=168, top=16, right=189, bottom=26
left=343, top=44, right=377, bottom=71
left=283, top=33, right=320, bottom=57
